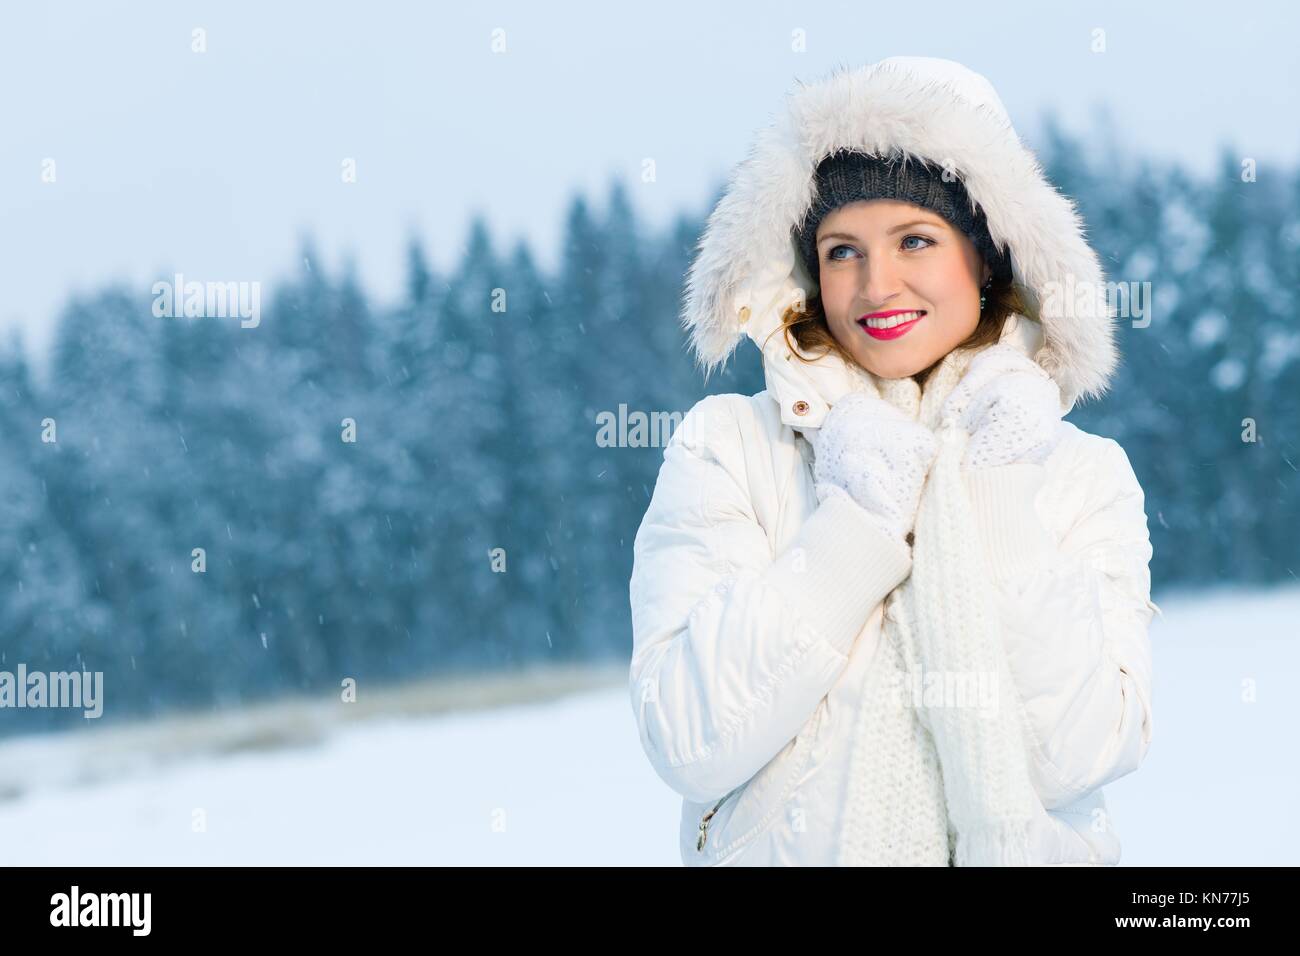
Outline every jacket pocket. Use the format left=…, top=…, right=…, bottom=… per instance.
left=696, top=785, right=745, bottom=852
left=686, top=701, right=827, bottom=864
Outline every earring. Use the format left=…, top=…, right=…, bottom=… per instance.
left=979, top=277, right=992, bottom=312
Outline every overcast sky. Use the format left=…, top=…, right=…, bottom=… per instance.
left=2, top=0, right=1296, bottom=362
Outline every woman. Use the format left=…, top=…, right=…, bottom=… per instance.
left=628, top=56, right=1162, bottom=866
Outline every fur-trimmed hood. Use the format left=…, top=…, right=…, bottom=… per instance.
left=680, top=56, right=1116, bottom=426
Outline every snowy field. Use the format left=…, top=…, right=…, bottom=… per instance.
left=1, top=586, right=1297, bottom=866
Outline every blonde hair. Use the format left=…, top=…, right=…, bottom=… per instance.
left=765, top=272, right=1036, bottom=389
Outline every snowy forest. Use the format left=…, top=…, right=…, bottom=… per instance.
left=3, top=120, right=1298, bottom=737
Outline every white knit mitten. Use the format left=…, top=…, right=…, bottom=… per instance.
left=810, top=391, right=940, bottom=546
left=941, top=344, right=1065, bottom=470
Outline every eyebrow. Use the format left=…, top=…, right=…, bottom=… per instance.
left=818, top=219, right=947, bottom=244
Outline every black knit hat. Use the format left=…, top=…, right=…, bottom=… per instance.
left=794, top=149, right=1012, bottom=287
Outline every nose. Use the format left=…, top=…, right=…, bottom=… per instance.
left=861, top=253, right=904, bottom=311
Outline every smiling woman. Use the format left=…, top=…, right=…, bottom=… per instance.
left=629, top=56, right=1157, bottom=868
left=774, top=153, right=1035, bottom=389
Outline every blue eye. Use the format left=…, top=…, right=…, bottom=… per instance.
left=826, top=236, right=934, bottom=261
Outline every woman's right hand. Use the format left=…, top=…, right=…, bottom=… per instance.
left=809, top=390, right=940, bottom=547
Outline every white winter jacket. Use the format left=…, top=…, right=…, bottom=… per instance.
left=627, top=57, right=1161, bottom=866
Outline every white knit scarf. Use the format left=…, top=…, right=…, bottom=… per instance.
left=833, top=339, right=1043, bottom=866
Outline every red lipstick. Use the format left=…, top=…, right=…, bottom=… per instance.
left=857, top=310, right=926, bottom=341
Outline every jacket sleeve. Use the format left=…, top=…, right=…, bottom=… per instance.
left=964, top=437, right=1161, bottom=810
left=628, top=394, right=913, bottom=805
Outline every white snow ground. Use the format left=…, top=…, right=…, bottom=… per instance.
left=1, top=585, right=1297, bottom=866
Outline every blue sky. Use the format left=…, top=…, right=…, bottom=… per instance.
left=2, top=0, right=1296, bottom=364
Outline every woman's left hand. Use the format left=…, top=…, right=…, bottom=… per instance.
left=942, top=344, right=1066, bottom=470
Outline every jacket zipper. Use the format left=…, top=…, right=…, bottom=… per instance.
left=697, top=785, right=743, bottom=852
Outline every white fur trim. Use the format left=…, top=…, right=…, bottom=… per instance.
left=681, top=56, right=1118, bottom=408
